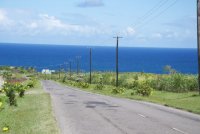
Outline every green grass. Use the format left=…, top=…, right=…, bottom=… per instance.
left=60, top=81, right=200, bottom=115
left=0, top=82, right=59, bottom=134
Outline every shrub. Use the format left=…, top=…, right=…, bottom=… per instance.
left=135, top=82, right=153, bottom=96
left=15, top=83, right=27, bottom=97
left=90, top=73, right=101, bottom=84
left=133, top=74, right=139, bottom=81
left=62, top=76, right=67, bottom=83
left=2, top=71, right=12, bottom=81
left=80, top=82, right=90, bottom=88
left=112, top=87, right=125, bottom=94
left=170, top=73, right=185, bottom=92
left=3, top=83, right=17, bottom=106
left=150, top=76, right=170, bottom=91
left=185, top=76, right=198, bottom=91
left=95, top=77, right=104, bottom=90
left=102, top=73, right=112, bottom=85
left=27, top=81, right=35, bottom=88
left=95, top=83, right=104, bottom=90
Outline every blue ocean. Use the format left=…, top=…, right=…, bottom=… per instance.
left=0, top=43, right=198, bottom=74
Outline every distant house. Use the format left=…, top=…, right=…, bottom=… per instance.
left=41, top=69, right=55, bottom=74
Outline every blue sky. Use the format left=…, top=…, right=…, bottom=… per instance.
left=0, top=0, right=197, bottom=48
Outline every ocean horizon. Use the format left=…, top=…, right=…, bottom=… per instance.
left=0, top=43, right=198, bottom=74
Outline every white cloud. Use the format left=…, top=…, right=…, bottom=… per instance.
left=123, top=27, right=136, bottom=36
left=0, top=9, right=12, bottom=26
left=151, top=33, right=162, bottom=39
left=0, top=9, right=107, bottom=36
left=28, top=22, right=38, bottom=29
left=35, top=14, right=103, bottom=35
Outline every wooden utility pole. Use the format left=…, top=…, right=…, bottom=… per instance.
left=90, top=48, right=92, bottom=84
left=65, top=62, right=68, bottom=76
left=76, top=56, right=81, bottom=75
left=69, top=61, right=72, bottom=78
left=59, top=64, right=61, bottom=79
left=113, top=36, right=122, bottom=87
left=197, top=0, right=200, bottom=95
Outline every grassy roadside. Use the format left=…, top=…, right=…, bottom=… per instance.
left=59, top=81, right=200, bottom=114
left=0, top=81, right=60, bottom=134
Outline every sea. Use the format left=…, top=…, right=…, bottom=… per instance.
left=0, top=43, right=198, bottom=74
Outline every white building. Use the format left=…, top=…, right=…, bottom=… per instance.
left=41, top=69, right=55, bottom=74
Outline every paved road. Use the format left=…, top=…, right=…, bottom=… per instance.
left=42, top=80, right=200, bottom=134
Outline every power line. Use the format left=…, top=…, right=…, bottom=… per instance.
left=135, top=0, right=179, bottom=30
left=133, top=0, right=170, bottom=28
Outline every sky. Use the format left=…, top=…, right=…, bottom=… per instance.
left=0, top=0, right=197, bottom=48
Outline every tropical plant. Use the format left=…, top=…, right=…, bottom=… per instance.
left=2, top=71, right=12, bottom=81
left=95, top=77, right=104, bottom=90
left=3, top=83, right=17, bottom=106
left=112, top=87, right=125, bottom=94
left=135, top=81, right=153, bottom=96
left=15, top=83, right=27, bottom=97
left=77, top=82, right=90, bottom=88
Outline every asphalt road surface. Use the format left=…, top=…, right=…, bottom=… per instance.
left=42, top=80, right=200, bottom=134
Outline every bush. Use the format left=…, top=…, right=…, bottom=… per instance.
left=80, top=82, right=90, bottom=88
left=185, top=76, right=198, bottom=91
left=15, top=83, right=27, bottom=97
left=62, top=76, right=67, bottom=83
left=170, top=73, right=186, bottom=92
left=135, top=82, right=153, bottom=96
left=3, top=83, right=17, bottom=106
left=112, top=87, right=125, bottom=94
left=102, top=73, right=112, bottom=85
left=27, top=81, right=35, bottom=88
left=122, top=79, right=139, bottom=89
left=94, top=77, right=104, bottom=90
left=95, top=83, right=104, bottom=90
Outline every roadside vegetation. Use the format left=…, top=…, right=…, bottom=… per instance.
left=40, top=65, right=200, bottom=114
left=0, top=66, right=59, bottom=134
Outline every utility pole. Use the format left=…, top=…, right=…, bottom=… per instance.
left=69, top=61, right=72, bottom=78
left=90, top=48, right=92, bottom=84
left=113, top=36, right=122, bottom=87
left=76, top=56, right=81, bottom=75
left=65, top=62, right=68, bottom=76
left=45, top=69, right=47, bottom=80
left=59, top=64, right=61, bottom=79
left=197, top=0, right=200, bottom=95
